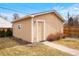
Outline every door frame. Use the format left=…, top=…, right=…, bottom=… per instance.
left=36, top=20, right=45, bottom=42
left=31, top=19, right=45, bottom=43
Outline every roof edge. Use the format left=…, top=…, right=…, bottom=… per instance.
left=12, top=10, right=64, bottom=23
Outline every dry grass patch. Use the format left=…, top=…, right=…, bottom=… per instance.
left=0, top=43, right=72, bottom=56
left=0, top=37, right=72, bottom=56
left=54, top=37, right=79, bottom=50
left=0, top=37, right=20, bottom=49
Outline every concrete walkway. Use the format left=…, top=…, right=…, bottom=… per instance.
left=42, top=41, right=79, bottom=56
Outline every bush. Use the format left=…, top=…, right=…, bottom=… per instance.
left=0, top=29, right=5, bottom=37
left=0, top=29, right=12, bottom=37
left=47, top=34, right=57, bottom=41
left=47, top=32, right=64, bottom=41
left=57, top=32, right=65, bottom=38
left=5, top=29, right=12, bottom=37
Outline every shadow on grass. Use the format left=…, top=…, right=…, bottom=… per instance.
left=12, top=37, right=31, bottom=45
left=0, top=37, right=31, bottom=50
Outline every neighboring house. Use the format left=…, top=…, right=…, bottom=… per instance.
left=0, top=17, right=12, bottom=31
left=12, top=10, right=64, bottom=43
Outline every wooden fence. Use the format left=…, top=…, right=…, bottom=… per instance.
left=64, top=26, right=79, bottom=37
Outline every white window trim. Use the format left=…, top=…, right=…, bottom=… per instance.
left=17, top=24, right=22, bottom=30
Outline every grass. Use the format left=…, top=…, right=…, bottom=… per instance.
left=0, top=37, right=72, bottom=56
left=53, top=37, right=79, bottom=50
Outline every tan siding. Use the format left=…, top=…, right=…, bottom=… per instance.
left=13, top=18, right=31, bottom=42
left=13, top=12, right=63, bottom=42
left=33, top=13, right=63, bottom=39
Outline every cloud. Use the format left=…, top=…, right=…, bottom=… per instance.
left=0, top=7, right=39, bottom=22
left=1, top=4, right=79, bottom=21
left=0, top=12, right=25, bottom=22
left=53, top=5, right=65, bottom=10
left=53, top=4, right=79, bottom=20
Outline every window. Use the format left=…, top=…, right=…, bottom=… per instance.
left=17, top=24, right=22, bottom=29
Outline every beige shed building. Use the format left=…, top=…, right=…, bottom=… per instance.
left=12, top=10, right=64, bottom=43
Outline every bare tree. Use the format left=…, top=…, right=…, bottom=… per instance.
left=13, top=13, right=20, bottom=20
left=68, top=17, right=73, bottom=26
left=67, top=12, right=70, bottom=20
left=73, top=16, right=78, bottom=26
left=0, top=14, right=7, bottom=20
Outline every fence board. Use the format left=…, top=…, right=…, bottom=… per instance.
left=64, top=26, right=79, bottom=37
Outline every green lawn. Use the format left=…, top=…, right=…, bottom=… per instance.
left=0, top=37, right=72, bottom=56
left=54, top=37, right=79, bottom=50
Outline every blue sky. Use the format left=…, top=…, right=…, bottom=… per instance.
left=0, top=3, right=79, bottom=21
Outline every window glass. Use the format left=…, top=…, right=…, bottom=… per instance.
left=17, top=24, right=22, bottom=29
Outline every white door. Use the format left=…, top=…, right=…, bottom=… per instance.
left=37, top=21, right=44, bottom=42
left=33, top=20, right=45, bottom=42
